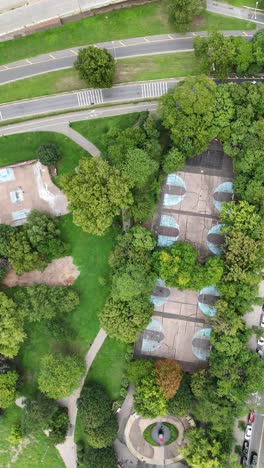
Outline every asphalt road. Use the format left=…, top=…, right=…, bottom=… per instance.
left=0, top=76, right=263, bottom=123
left=0, top=79, right=177, bottom=121
left=0, top=30, right=254, bottom=85
left=248, top=413, right=264, bottom=468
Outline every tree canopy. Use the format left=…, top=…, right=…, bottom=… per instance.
left=38, top=353, right=84, bottom=399
left=0, top=370, right=18, bottom=409
left=169, top=0, right=206, bottom=32
left=0, top=293, right=25, bottom=358
left=74, top=46, right=115, bottom=88
left=61, top=158, right=133, bottom=236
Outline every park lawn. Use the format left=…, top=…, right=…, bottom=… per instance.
left=87, top=337, right=128, bottom=400
left=72, top=112, right=142, bottom=154
left=0, top=131, right=87, bottom=174
left=193, top=11, right=255, bottom=30
left=0, top=52, right=198, bottom=105
left=0, top=405, right=64, bottom=467
left=18, top=216, right=117, bottom=395
left=222, top=0, right=258, bottom=7
left=0, top=0, right=255, bottom=65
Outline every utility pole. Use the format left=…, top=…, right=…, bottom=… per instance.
left=255, top=1, right=258, bottom=19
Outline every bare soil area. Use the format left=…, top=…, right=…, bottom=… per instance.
left=3, top=256, right=79, bottom=287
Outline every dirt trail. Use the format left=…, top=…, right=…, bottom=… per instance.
left=3, top=256, right=79, bottom=287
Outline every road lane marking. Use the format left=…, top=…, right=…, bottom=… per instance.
left=141, top=81, right=168, bottom=98
left=49, top=54, right=56, bottom=59
left=0, top=111, right=3, bottom=120
left=70, top=49, right=78, bottom=55
left=257, top=418, right=264, bottom=468
left=77, top=90, right=103, bottom=106
left=168, top=34, right=175, bottom=39
left=26, top=59, right=32, bottom=64
left=243, top=31, right=249, bottom=36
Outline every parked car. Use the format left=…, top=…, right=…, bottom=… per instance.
left=243, top=440, right=249, bottom=451
left=245, top=424, right=253, bottom=440
left=257, top=336, right=264, bottom=346
left=260, top=314, right=264, bottom=328
left=241, top=455, right=247, bottom=466
left=250, top=451, right=258, bottom=467
left=248, top=411, right=255, bottom=424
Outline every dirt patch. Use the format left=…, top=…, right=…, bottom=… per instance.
left=3, top=256, right=80, bottom=288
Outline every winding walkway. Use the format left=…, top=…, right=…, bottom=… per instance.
left=56, top=329, right=107, bottom=468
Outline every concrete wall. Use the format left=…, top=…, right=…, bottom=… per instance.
left=0, top=0, right=130, bottom=39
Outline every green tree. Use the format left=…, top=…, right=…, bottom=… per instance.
left=0, top=370, right=18, bottom=409
left=168, top=374, right=194, bottom=417
left=0, top=224, right=13, bottom=257
left=159, top=76, right=216, bottom=157
left=134, top=374, right=168, bottom=418
left=61, top=158, right=133, bottom=236
left=163, top=148, right=186, bottom=173
left=26, top=210, right=66, bottom=260
left=6, top=229, right=45, bottom=274
left=21, top=395, right=68, bottom=443
left=74, top=46, right=115, bottom=88
left=232, top=36, right=253, bottom=75
left=100, top=296, right=153, bottom=343
left=109, top=226, right=156, bottom=270
left=127, top=359, right=154, bottom=387
left=38, top=353, right=84, bottom=399
left=155, top=359, right=182, bottom=400
left=220, top=200, right=263, bottom=240
left=86, top=415, right=118, bottom=448
left=111, top=264, right=156, bottom=302
left=180, top=428, right=231, bottom=468
left=14, top=285, right=79, bottom=322
left=0, top=293, right=25, bottom=358
left=78, top=383, right=113, bottom=429
left=169, top=0, right=206, bottom=32
left=81, top=446, right=117, bottom=468
left=194, top=33, right=235, bottom=79
left=252, top=30, right=264, bottom=67
left=121, top=148, right=158, bottom=188
left=37, top=143, right=62, bottom=166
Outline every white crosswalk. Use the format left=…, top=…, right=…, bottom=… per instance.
left=0, top=111, right=3, bottom=120
left=77, top=89, right=103, bottom=107
left=141, top=81, right=168, bottom=98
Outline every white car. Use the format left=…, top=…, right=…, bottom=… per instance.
left=257, top=336, right=264, bottom=346
left=245, top=424, right=253, bottom=440
left=260, top=315, right=264, bottom=328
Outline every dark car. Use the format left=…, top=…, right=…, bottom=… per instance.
left=241, top=455, right=247, bottom=466
left=251, top=452, right=258, bottom=467
left=242, top=439, right=249, bottom=457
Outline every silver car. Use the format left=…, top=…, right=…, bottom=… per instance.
left=245, top=424, right=253, bottom=441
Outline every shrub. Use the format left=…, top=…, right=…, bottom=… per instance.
left=37, top=143, right=61, bottom=166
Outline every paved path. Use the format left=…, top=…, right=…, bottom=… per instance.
left=55, top=124, right=101, bottom=156
left=0, top=30, right=254, bottom=85
left=0, top=101, right=157, bottom=136
left=56, top=328, right=107, bottom=468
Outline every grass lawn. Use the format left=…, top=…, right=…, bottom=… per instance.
left=143, top=422, right=178, bottom=446
left=86, top=337, right=128, bottom=400
left=72, top=112, right=142, bottom=154
left=18, top=216, right=117, bottom=395
left=0, top=405, right=64, bottom=467
left=0, top=131, right=87, bottom=174
left=0, top=52, right=199, bottom=105
left=0, top=1, right=255, bottom=65
left=223, top=0, right=259, bottom=7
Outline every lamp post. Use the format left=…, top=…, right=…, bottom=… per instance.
left=255, top=1, right=258, bottom=19
left=112, top=40, right=116, bottom=61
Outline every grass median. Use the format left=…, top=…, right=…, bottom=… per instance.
left=0, top=52, right=199, bottom=105
left=0, top=0, right=255, bottom=65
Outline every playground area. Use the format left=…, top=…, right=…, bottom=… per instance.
left=0, top=160, right=68, bottom=225
left=137, top=141, right=233, bottom=369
